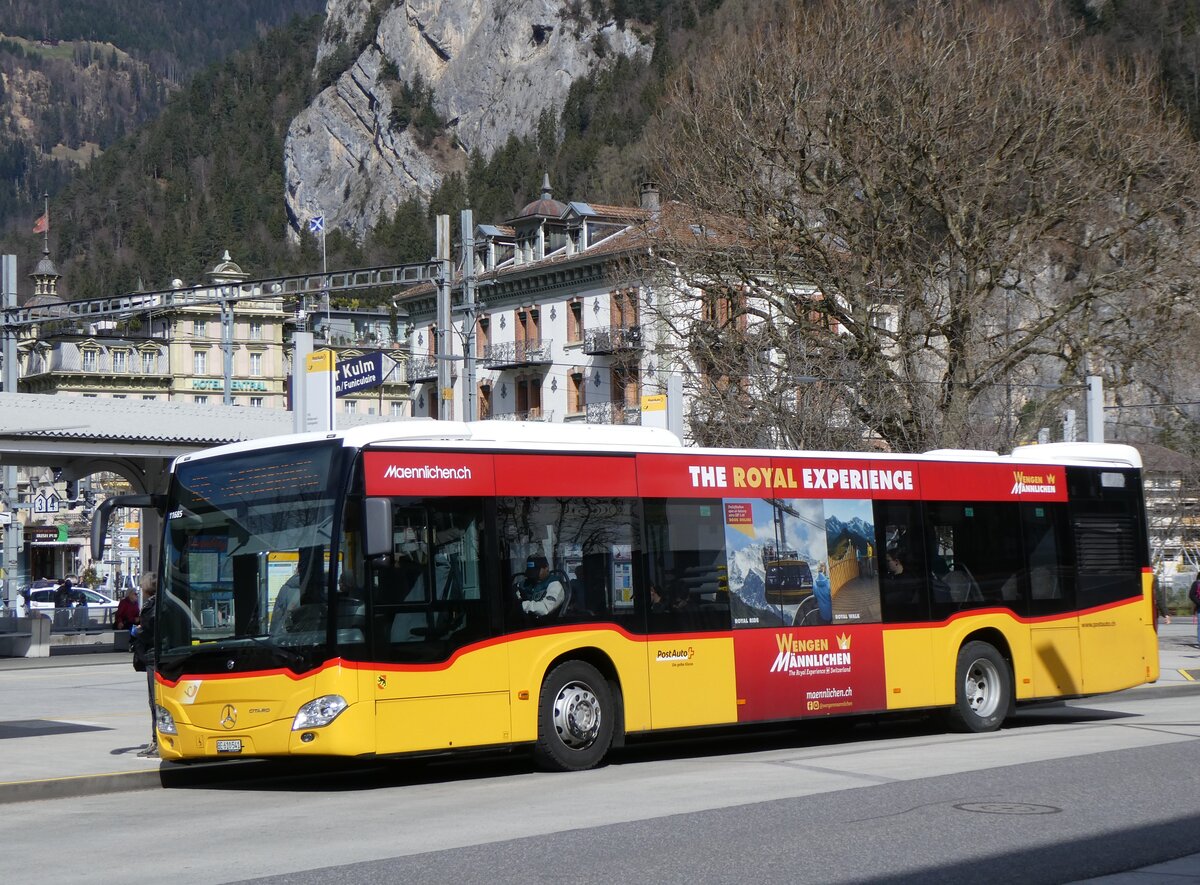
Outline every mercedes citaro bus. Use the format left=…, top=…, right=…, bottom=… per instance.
left=94, top=420, right=1157, bottom=771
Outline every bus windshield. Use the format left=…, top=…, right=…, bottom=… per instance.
left=157, top=441, right=348, bottom=675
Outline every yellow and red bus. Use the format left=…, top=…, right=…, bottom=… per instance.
left=100, top=420, right=1158, bottom=771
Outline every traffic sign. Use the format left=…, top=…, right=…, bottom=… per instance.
left=335, top=352, right=389, bottom=397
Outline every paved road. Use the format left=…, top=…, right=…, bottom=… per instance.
left=0, top=623, right=1197, bottom=884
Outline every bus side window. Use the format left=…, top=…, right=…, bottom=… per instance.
left=876, top=502, right=928, bottom=623
left=1022, top=503, right=1073, bottom=617
left=369, top=500, right=489, bottom=663
left=642, top=499, right=731, bottom=634
left=497, top=496, right=640, bottom=630
left=927, top=502, right=1022, bottom=617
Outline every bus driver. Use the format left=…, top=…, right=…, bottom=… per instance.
left=517, top=555, right=565, bottom=617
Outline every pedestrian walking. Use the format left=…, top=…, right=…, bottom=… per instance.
left=131, top=572, right=159, bottom=757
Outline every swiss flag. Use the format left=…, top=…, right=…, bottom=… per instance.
left=32, top=213, right=48, bottom=234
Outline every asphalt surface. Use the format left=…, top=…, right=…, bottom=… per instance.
left=1, top=620, right=1198, bottom=884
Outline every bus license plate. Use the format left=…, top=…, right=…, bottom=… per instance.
left=216, top=739, right=242, bottom=753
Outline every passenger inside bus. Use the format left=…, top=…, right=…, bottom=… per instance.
left=883, top=547, right=924, bottom=608
left=516, top=555, right=567, bottom=617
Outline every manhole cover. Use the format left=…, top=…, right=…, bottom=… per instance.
left=954, top=802, right=1061, bottom=816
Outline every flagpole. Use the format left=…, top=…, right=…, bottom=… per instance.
left=322, top=223, right=330, bottom=340
left=41, top=193, right=49, bottom=253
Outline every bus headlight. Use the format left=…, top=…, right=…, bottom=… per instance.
left=292, top=695, right=348, bottom=730
left=155, top=705, right=178, bottom=735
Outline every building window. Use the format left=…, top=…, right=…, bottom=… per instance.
left=113, top=394, right=126, bottom=399
left=113, top=351, right=127, bottom=372
left=477, top=316, right=490, bottom=358
left=568, top=300, right=583, bottom=343
left=569, top=371, right=585, bottom=415
left=611, top=288, right=639, bottom=328
left=250, top=353, right=263, bottom=377
left=249, top=397, right=263, bottom=408
left=142, top=395, right=156, bottom=401
left=193, top=320, right=206, bottom=338
left=478, top=382, right=493, bottom=420
left=612, top=365, right=639, bottom=409
left=390, top=402, right=404, bottom=416
left=141, top=352, right=156, bottom=374
left=516, top=307, right=541, bottom=347
left=82, top=350, right=98, bottom=372
left=345, top=400, right=357, bottom=415
left=193, top=350, right=207, bottom=375
left=194, top=395, right=208, bottom=405
left=516, top=377, right=542, bottom=419
left=249, top=321, right=263, bottom=340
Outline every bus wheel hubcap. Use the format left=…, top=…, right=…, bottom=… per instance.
left=552, top=681, right=601, bottom=748
left=965, top=658, right=1000, bottom=718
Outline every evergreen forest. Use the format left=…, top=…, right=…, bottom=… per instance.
left=1, top=0, right=1199, bottom=307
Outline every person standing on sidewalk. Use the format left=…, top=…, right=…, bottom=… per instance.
left=1154, top=575, right=1171, bottom=626
left=131, top=572, right=158, bottom=757
left=1189, top=571, right=1200, bottom=649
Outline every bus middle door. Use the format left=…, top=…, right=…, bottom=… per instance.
left=371, top=502, right=510, bottom=754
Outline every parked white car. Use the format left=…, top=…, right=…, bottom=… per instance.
left=24, top=585, right=118, bottom=626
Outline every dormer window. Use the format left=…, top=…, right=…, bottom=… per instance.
left=82, top=348, right=98, bottom=372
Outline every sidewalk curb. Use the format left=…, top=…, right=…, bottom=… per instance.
left=0, top=759, right=268, bottom=805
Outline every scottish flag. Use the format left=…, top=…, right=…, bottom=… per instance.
left=308, top=216, right=325, bottom=234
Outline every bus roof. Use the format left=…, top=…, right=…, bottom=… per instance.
left=174, top=419, right=1143, bottom=471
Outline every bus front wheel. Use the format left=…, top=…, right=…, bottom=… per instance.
left=945, top=641, right=1012, bottom=733
left=534, top=660, right=615, bottom=772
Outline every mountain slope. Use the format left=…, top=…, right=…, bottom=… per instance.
left=0, top=0, right=326, bottom=226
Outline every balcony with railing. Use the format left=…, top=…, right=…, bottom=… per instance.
left=585, top=401, right=642, bottom=425
left=480, top=338, right=553, bottom=369
left=492, top=407, right=553, bottom=422
left=406, top=355, right=438, bottom=383
left=583, top=325, right=643, bottom=356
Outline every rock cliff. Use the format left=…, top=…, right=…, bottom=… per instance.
left=284, top=0, right=652, bottom=242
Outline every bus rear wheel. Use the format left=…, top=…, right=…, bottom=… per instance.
left=945, top=641, right=1011, bottom=733
left=534, top=660, right=615, bottom=772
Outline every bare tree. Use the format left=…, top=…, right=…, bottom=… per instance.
left=641, top=0, right=1200, bottom=452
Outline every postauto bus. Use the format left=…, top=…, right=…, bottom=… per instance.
left=94, top=420, right=1157, bottom=771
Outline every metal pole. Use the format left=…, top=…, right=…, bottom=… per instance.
left=322, top=226, right=330, bottom=340
left=221, top=291, right=234, bottom=406
left=1086, top=375, right=1104, bottom=443
left=1, top=256, right=19, bottom=613
left=461, top=209, right=476, bottom=423
left=292, top=332, right=313, bottom=434
left=1, top=256, right=16, bottom=396
left=436, top=215, right=453, bottom=421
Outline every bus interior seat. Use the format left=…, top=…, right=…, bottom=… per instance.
left=389, top=612, right=427, bottom=643
left=1029, top=566, right=1061, bottom=599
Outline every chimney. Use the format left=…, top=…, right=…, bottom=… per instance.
left=639, top=181, right=660, bottom=214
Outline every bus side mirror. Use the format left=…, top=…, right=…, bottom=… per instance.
left=91, top=494, right=166, bottom=561
left=363, top=498, right=393, bottom=560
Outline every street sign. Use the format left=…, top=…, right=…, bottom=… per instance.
left=335, top=351, right=390, bottom=397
